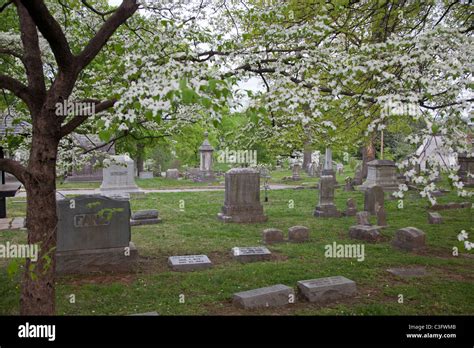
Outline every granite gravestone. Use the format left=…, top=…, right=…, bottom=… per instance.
left=168, top=255, right=212, bottom=272
left=198, top=131, right=215, bottom=181
left=364, top=185, right=384, bottom=215
left=130, top=209, right=162, bottom=226
left=345, top=198, right=357, bottom=216
left=457, top=153, right=474, bottom=187
left=56, top=195, right=137, bottom=274
left=288, top=226, right=309, bottom=242
left=233, top=284, right=294, bottom=309
left=166, top=168, right=180, bottom=179
left=359, top=159, right=399, bottom=192
left=392, top=227, right=426, bottom=251
left=217, top=168, right=267, bottom=223
left=297, top=276, right=356, bottom=303
left=262, top=228, right=284, bottom=244
left=100, top=154, right=140, bottom=196
left=231, top=246, right=271, bottom=263
left=292, top=164, right=301, bottom=181
left=314, top=175, right=340, bottom=218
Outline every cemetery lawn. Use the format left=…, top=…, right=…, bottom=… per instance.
left=0, top=187, right=473, bottom=315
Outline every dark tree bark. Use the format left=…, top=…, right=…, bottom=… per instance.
left=0, top=0, right=138, bottom=315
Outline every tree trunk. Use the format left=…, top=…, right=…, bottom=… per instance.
left=302, top=145, right=312, bottom=172
left=20, top=124, right=59, bottom=315
left=136, top=143, right=144, bottom=174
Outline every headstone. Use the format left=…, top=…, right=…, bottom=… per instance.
left=217, top=168, right=267, bottom=223
left=353, top=163, right=363, bottom=185
left=356, top=211, right=370, bottom=225
left=129, top=312, right=159, bottom=316
left=364, top=185, right=384, bottom=215
left=231, top=246, right=271, bottom=263
left=308, top=161, right=317, bottom=177
left=345, top=198, right=357, bottom=216
left=262, top=228, right=284, bottom=244
left=359, top=160, right=399, bottom=192
left=138, top=171, right=153, bottom=179
left=349, top=225, right=381, bottom=242
left=344, top=177, right=354, bottom=191
left=376, top=204, right=387, bottom=226
left=56, top=195, right=138, bottom=274
left=457, top=152, right=474, bottom=187
left=233, top=284, right=294, bottom=309
left=392, top=227, right=426, bottom=251
left=428, top=213, right=443, bottom=225
left=198, top=131, right=215, bottom=181
left=291, top=164, right=301, bottom=181
left=386, top=267, right=428, bottom=277
left=336, top=163, right=344, bottom=174
left=288, top=226, right=309, bottom=243
left=168, top=255, right=212, bottom=272
left=130, top=209, right=162, bottom=226
left=100, top=154, right=140, bottom=195
left=314, top=174, right=340, bottom=218
left=166, top=168, right=179, bottom=179
left=297, top=276, right=356, bottom=303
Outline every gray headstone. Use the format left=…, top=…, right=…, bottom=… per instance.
left=168, top=255, right=212, bottom=272
left=376, top=204, right=387, bottom=226
left=131, top=209, right=158, bottom=220
left=386, top=267, right=428, bottom=277
left=345, top=198, right=357, bottom=216
left=314, top=174, right=340, bottom=217
left=233, top=284, right=294, bottom=309
left=166, top=169, right=180, bottom=179
left=138, top=171, right=153, bottom=179
left=100, top=155, right=140, bottom=195
left=217, top=168, right=267, bottom=223
left=262, top=228, right=284, bottom=244
left=129, top=311, right=159, bottom=316
left=344, top=177, right=354, bottom=191
left=349, top=225, right=381, bottom=242
left=364, top=185, right=384, bottom=215
left=288, top=226, right=309, bottom=243
left=231, top=246, right=271, bottom=263
left=427, top=212, right=443, bottom=224
left=356, top=211, right=370, bottom=225
left=56, top=195, right=137, bottom=274
left=292, top=164, right=301, bottom=181
left=297, top=276, right=357, bottom=303
left=392, top=227, right=426, bottom=251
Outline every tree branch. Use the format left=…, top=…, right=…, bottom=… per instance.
left=60, top=99, right=116, bottom=137
left=76, top=0, right=138, bottom=70
left=0, top=158, right=27, bottom=185
left=0, top=74, right=31, bottom=107
left=18, top=0, right=73, bottom=70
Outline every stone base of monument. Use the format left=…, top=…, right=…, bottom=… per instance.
left=217, top=206, right=268, bottom=223
left=349, top=225, right=381, bottom=242
left=297, top=276, right=356, bottom=303
left=358, top=159, right=400, bottom=192
left=56, top=242, right=138, bottom=275
left=233, top=284, right=294, bottom=309
left=313, top=204, right=341, bottom=218
left=130, top=209, right=162, bottom=226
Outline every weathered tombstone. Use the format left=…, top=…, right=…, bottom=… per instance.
left=138, top=171, right=153, bottom=179
left=314, top=154, right=340, bottom=218
left=217, top=168, right=267, bottom=223
left=349, top=225, right=381, bottom=242
left=231, top=246, right=271, bottom=263
left=56, top=195, right=137, bottom=274
left=262, top=228, right=284, bottom=244
left=392, top=227, right=426, bottom=251
left=457, top=152, right=474, bottom=187
left=308, top=161, right=317, bottom=177
left=353, top=163, right=363, bottom=185
left=166, top=168, right=180, bottom=179
left=288, top=226, right=309, bottom=243
left=297, top=276, right=356, bottom=303
left=130, top=209, right=162, bottom=226
left=100, top=154, right=140, bottom=195
left=386, top=267, right=428, bottom=277
left=233, top=284, right=294, bottom=309
left=291, top=164, right=301, bottom=181
left=321, top=148, right=337, bottom=185
left=344, top=177, right=354, bottom=191
left=364, top=185, right=384, bottom=215
left=336, top=163, right=344, bottom=174
left=168, top=255, right=212, bottom=272
left=359, top=160, right=399, bottom=192
left=427, top=212, right=443, bottom=224
left=345, top=198, right=357, bottom=216
left=198, top=131, right=215, bottom=181
left=356, top=211, right=370, bottom=226
left=376, top=204, right=387, bottom=226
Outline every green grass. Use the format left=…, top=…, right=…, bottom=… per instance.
left=0, top=184, right=472, bottom=315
